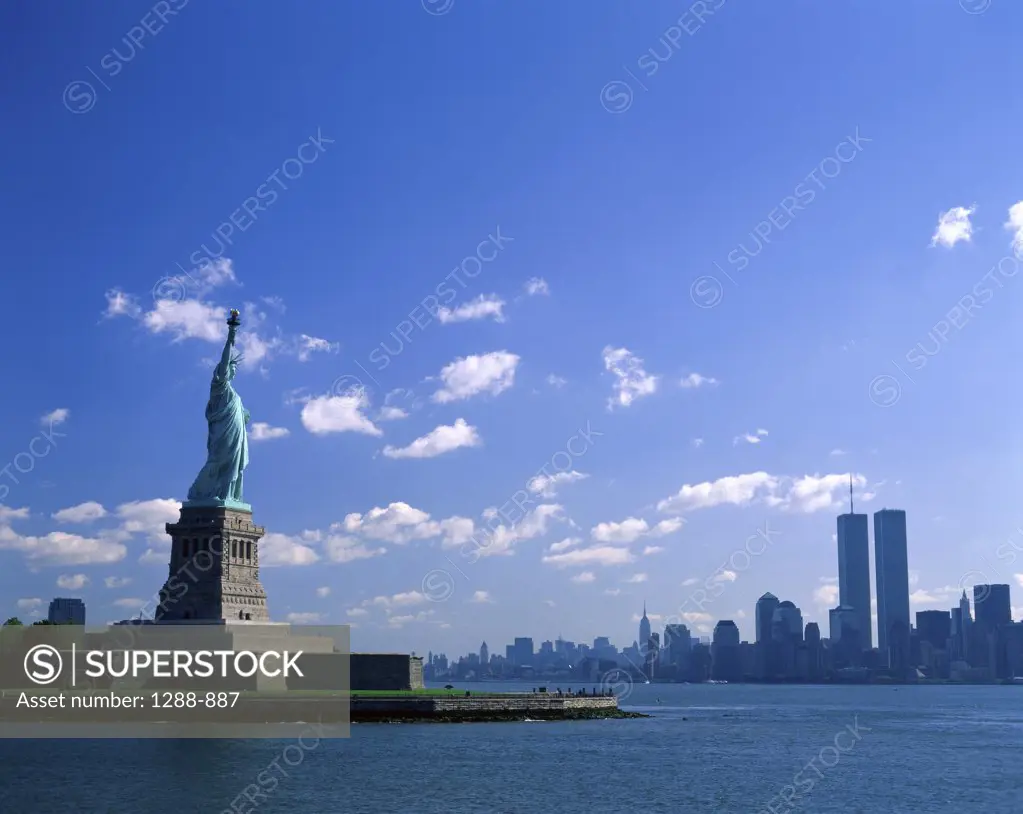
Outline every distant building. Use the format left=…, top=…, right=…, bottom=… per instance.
left=973, top=585, right=1011, bottom=629
left=479, top=641, right=489, bottom=665
left=512, top=637, right=534, bottom=666
left=837, top=485, right=872, bottom=650
left=711, top=621, right=742, bottom=681
left=755, top=593, right=780, bottom=678
left=664, top=623, right=692, bottom=673
left=638, top=601, right=651, bottom=656
left=48, top=597, right=85, bottom=625
left=755, top=593, right=779, bottom=644
left=829, top=605, right=862, bottom=668
left=915, top=610, right=951, bottom=652
left=874, top=509, right=910, bottom=670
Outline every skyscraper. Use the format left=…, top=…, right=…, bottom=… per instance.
left=639, top=601, right=651, bottom=653
left=48, top=597, right=85, bottom=625
left=837, top=478, right=872, bottom=650
left=874, top=508, right=910, bottom=669
left=973, top=585, right=1012, bottom=629
left=755, top=593, right=779, bottom=643
left=479, top=641, right=489, bottom=665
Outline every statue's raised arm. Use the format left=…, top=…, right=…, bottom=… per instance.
left=186, top=309, right=251, bottom=509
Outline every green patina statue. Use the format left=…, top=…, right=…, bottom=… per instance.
left=186, top=309, right=251, bottom=510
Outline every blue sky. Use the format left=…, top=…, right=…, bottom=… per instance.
left=2, top=0, right=1022, bottom=656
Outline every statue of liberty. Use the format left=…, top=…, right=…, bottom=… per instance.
left=186, top=309, right=251, bottom=508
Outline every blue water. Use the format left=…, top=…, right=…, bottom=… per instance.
left=1, top=683, right=1020, bottom=812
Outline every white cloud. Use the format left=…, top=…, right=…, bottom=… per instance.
left=591, top=518, right=648, bottom=544
left=711, top=570, right=737, bottom=583
left=604, top=588, right=621, bottom=596
left=340, top=502, right=471, bottom=546
left=377, top=406, right=408, bottom=421
left=527, top=470, right=588, bottom=498
left=56, top=574, right=89, bottom=590
left=113, top=598, right=147, bottom=610
left=691, top=438, right=704, bottom=448
left=365, top=591, right=429, bottom=609
left=0, top=505, right=29, bottom=522
left=910, top=589, right=940, bottom=605
left=830, top=449, right=847, bottom=457
left=437, top=295, right=506, bottom=324
left=1015, top=574, right=1023, bottom=588
left=590, top=516, right=682, bottom=544
left=931, top=204, right=976, bottom=248
left=779, top=473, right=869, bottom=514
left=0, top=528, right=126, bottom=566
left=659, top=472, right=779, bottom=513
left=469, top=590, right=495, bottom=603
left=138, top=549, right=167, bottom=565
left=682, top=611, right=713, bottom=624
left=16, top=598, right=42, bottom=610
left=387, top=611, right=434, bottom=628
left=346, top=607, right=369, bottom=618
left=656, top=471, right=867, bottom=516
left=602, top=346, right=658, bottom=409
left=105, top=289, right=142, bottom=319
left=680, top=373, right=718, bottom=389
left=286, top=612, right=324, bottom=624
left=316, top=587, right=331, bottom=598
left=547, top=537, right=580, bottom=554
left=814, top=584, right=839, bottom=606
left=681, top=577, right=700, bottom=587
left=144, top=299, right=227, bottom=343
left=260, top=533, right=320, bottom=567
left=323, top=535, right=387, bottom=564
left=542, top=545, right=635, bottom=568
left=432, top=351, right=520, bottom=403
left=382, top=419, right=481, bottom=459
left=642, top=546, right=664, bottom=556
left=115, top=499, right=181, bottom=542
left=1006, top=201, right=1023, bottom=257
left=250, top=422, right=290, bottom=441
left=473, top=504, right=567, bottom=558
left=296, top=335, right=339, bottom=362
left=301, top=392, right=382, bottom=436
left=104, top=577, right=131, bottom=589
left=41, top=408, right=70, bottom=427
left=734, top=428, right=769, bottom=446
left=546, top=374, right=567, bottom=388
left=571, top=572, right=596, bottom=583
left=525, top=277, right=549, bottom=296
left=52, top=502, right=107, bottom=523
left=625, top=573, right=647, bottom=583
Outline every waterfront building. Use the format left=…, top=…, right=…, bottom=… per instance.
left=829, top=604, right=863, bottom=668
left=47, top=597, right=85, bottom=625
left=874, top=508, right=910, bottom=671
left=837, top=480, right=872, bottom=650
left=915, top=610, right=951, bottom=652
left=755, top=593, right=779, bottom=643
left=711, top=620, right=742, bottom=681
left=973, top=585, right=1011, bottom=629
left=480, top=641, right=489, bottom=666
left=755, top=592, right=780, bottom=678
left=664, top=623, right=692, bottom=676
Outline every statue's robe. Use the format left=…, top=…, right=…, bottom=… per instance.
left=187, top=359, right=248, bottom=502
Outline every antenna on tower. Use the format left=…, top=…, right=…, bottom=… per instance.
left=849, top=473, right=854, bottom=514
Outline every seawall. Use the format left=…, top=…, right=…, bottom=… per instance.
left=350, top=694, right=644, bottom=723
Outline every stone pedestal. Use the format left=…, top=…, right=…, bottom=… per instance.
left=155, top=504, right=270, bottom=622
